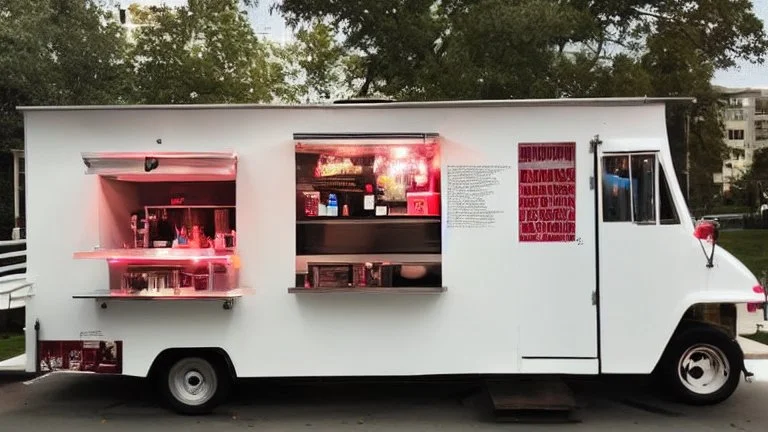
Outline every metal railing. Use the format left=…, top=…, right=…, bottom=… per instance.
left=0, top=239, right=30, bottom=310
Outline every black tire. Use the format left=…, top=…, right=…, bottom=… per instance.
left=657, top=325, right=742, bottom=405
left=157, top=354, right=231, bottom=415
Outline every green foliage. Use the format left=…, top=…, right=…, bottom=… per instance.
left=278, top=0, right=768, bottom=208
left=0, top=332, right=24, bottom=362
left=730, top=148, right=768, bottom=208
left=0, top=0, right=130, bottom=151
left=280, top=21, right=351, bottom=102
left=128, top=0, right=291, bottom=104
left=718, top=230, right=768, bottom=277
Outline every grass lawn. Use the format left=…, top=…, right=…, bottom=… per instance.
left=743, top=331, right=768, bottom=346
left=718, top=230, right=768, bottom=278
left=0, top=332, right=25, bottom=362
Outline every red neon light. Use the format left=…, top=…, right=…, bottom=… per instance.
left=75, top=249, right=234, bottom=262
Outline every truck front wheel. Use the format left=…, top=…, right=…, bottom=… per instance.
left=159, top=355, right=231, bottom=415
left=658, top=325, right=742, bottom=405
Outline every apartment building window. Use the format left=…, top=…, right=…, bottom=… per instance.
left=757, top=121, right=768, bottom=141
left=727, top=109, right=745, bottom=121
left=757, top=98, right=768, bottom=115
left=729, top=98, right=744, bottom=108
left=728, top=129, right=745, bottom=140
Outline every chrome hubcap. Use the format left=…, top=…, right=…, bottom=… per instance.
left=678, top=344, right=729, bottom=395
left=168, top=358, right=217, bottom=406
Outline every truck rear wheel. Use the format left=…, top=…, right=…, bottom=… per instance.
left=159, top=355, right=231, bottom=415
left=658, top=325, right=742, bottom=405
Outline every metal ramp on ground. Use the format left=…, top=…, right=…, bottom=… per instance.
left=484, top=378, right=580, bottom=423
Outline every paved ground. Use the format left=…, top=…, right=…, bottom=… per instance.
left=2, top=362, right=768, bottom=432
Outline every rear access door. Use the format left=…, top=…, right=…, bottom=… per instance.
left=517, top=140, right=599, bottom=373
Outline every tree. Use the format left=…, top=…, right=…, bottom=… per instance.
left=279, top=0, right=767, bottom=99
left=280, top=21, right=352, bottom=102
left=0, top=0, right=130, bottom=151
left=127, top=0, right=293, bottom=104
left=731, top=148, right=768, bottom=208
left=277, top=0, right=768, bottom=209
left=0, top=0, right=130, bottom=236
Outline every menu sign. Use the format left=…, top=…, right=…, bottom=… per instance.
left=518, top=142, right=576, bottom=242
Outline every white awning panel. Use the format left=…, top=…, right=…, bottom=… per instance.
left=294, top=133, right=441, bottom=156
left=81, top=152, right=237, bottom=182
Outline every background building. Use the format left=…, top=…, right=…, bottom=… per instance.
left=714, top=86, right=768, bottom=192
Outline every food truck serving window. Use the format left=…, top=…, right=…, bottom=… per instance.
left=73, top=151, right=250, bottom=304
left=294, top=134, right=441, bottom=220
left=81, top=152, right=237, bottom=182
left=291, top=133, right=445, bottom=294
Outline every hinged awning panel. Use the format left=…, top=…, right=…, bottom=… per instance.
left=294, top=133, right=441, bottom=155
left=81, top=151, right=237, bottom=182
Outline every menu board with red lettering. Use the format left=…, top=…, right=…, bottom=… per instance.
left=518, top=142, right=576, bottom=242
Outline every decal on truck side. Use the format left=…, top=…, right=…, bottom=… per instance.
left=39, top=340, right=122, bottom=374
left=518, top=142, right=577, bottom=242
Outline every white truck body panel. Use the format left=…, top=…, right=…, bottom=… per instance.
left=19, top=99, right=763, bottom=378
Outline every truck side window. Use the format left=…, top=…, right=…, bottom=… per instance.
left=602, top=155, right=632, bottom=222
left=631, top=154, right=656, bottom=224
left=659, top=165, right=680, bottom=224
left=602, top=154, right=656, bottom=224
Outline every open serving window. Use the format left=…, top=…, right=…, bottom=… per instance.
left=292, top=133, right=445, bottom=294
left=73, top=151, right=249, bottom=306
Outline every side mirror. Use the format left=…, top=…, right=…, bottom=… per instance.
left=693, top=219, right=719, bottom=243
left=694, top=219, right=719, bottom=268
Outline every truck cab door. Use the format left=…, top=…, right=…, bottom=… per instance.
left=597, top=145, right=689, bottom=372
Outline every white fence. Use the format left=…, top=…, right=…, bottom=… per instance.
left=0, top=239, right=30, bottom=310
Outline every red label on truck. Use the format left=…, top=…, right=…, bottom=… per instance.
left=518, top=142, right=576, bottom=242
left=38, top=340, right=122, bottom=374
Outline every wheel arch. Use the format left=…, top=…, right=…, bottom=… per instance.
left=147, top=347, right=237, bottom=382
left=651, top=302, right=741, bottom=374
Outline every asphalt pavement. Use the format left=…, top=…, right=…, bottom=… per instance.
left=1, top=364, right=768, bottom=431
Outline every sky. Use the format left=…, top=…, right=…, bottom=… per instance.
left=712, top=0, right=768, bottom=88
left=127, top=0, right=768, bottom=89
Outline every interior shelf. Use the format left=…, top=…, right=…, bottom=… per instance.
left=288, top=287, right=447, bottom=294
left=297, top=217, right=440, bottom=225
left=73, top=248, right=236, bottom=261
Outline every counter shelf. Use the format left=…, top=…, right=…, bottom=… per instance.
left=73, top=287, right=254, bottom=310
left=73, top=248, right=236, bottom=262
left=73, top=248, right=242, bottom=300
left=296, top=216, right=440, bottom=225
left=288, top=286, right=446, bottom=294
left=293, top=261, right=444, bottom=294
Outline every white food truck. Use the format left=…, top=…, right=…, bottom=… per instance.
left=16, top=97, right=765, bottom=414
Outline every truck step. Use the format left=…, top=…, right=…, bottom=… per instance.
left=484, top=378, right=579, bottom=423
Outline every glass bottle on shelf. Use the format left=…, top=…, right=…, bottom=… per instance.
left=327, top=193, right=338, bottom=216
